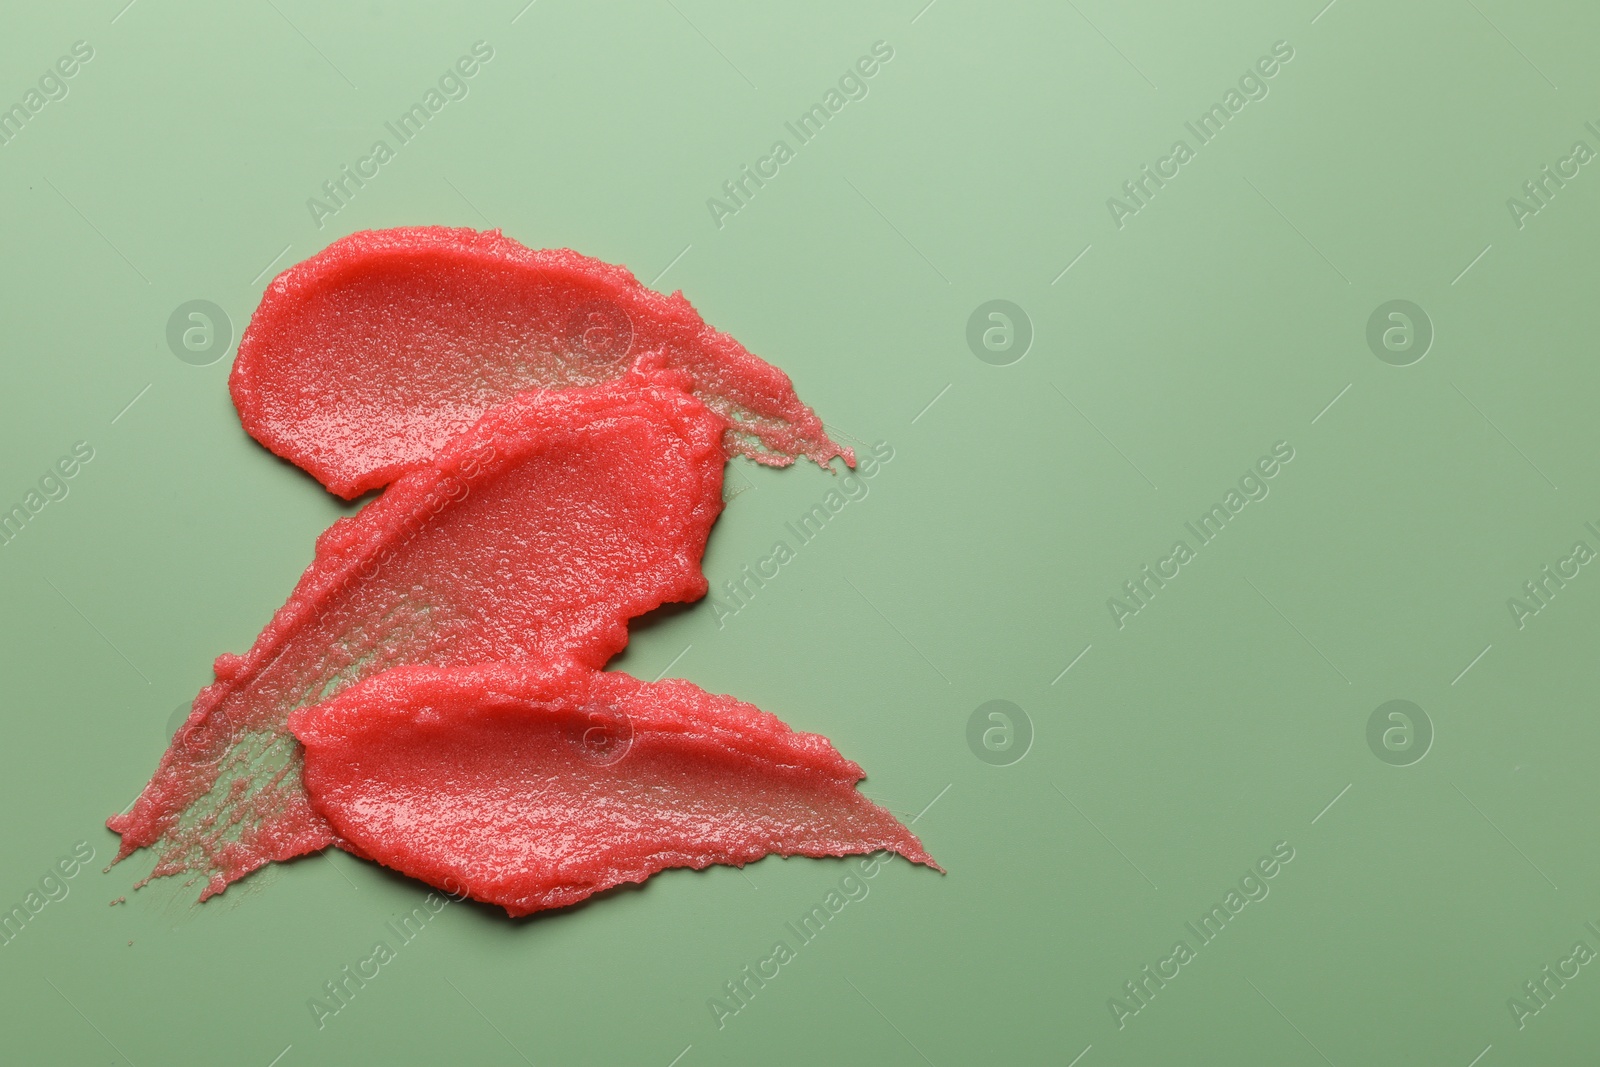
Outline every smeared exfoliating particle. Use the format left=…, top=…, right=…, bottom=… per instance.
left=290, top=659, right=940, bottom=916
left=230, top=226, right=852, bottom=499
left=107, top=377, right=726, bottom=899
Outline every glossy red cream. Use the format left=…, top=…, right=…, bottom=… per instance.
left=230, top=226, right=851, bottom=499
left=110, top=228, right=935, bottom=914
left=291, top=659, right=938, bottom=916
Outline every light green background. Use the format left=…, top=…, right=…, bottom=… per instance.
left=2, top=0, right=1598, bottom=1063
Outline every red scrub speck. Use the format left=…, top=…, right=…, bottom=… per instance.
left=230, top=226, right=852, bottom=499
left=110, top=228, right=936, bottom=913
left=291, top=659, right=938, bottom=916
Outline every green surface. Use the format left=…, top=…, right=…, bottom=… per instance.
left=2, top=1, right=1598, bottom=1063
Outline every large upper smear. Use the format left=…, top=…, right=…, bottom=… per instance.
left=229, top=226, right=851, bottom=499
left=109, top=227, right=937, bottom=913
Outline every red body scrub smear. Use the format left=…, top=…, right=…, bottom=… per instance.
left=108, top=379, right=726, bottom=898
left=292, top=660, right=938, bottom=916
left=230, top=226, right=850, bottom=499
left=109, top=226, right=936, bottom=915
